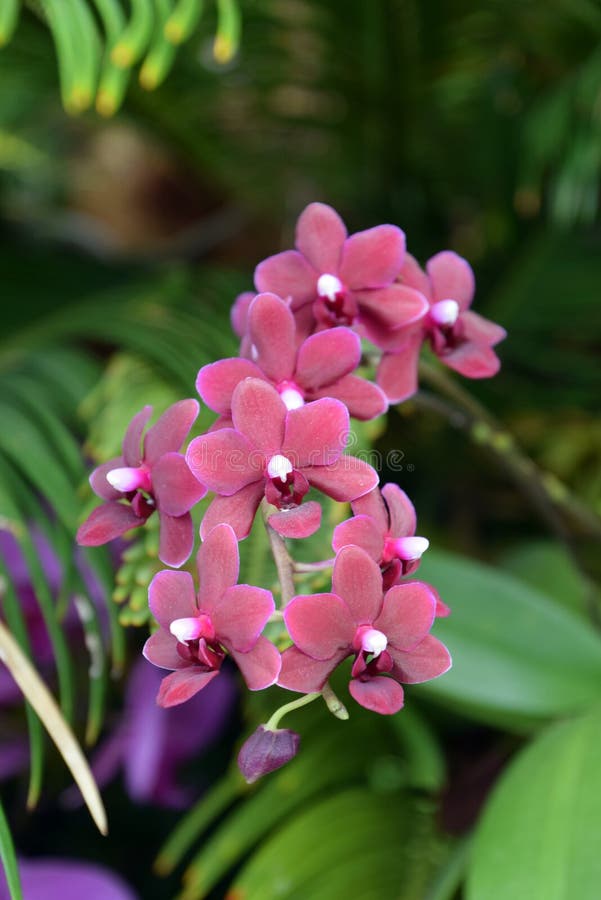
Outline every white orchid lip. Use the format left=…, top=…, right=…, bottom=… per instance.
left=394, top=536, right=430, bottom=561
left=278, top=383, right=305, bottom=410
left=360, top=628, right=388, bottom=657
left=317, top=273, right=344, bottom=302
left=430, top=299, right=460, bottom=326
left=170, top=616, right=203, bottom=643
left=107, top=466, right=151, bottom=493
left=267, top=454, right=294, bottom=482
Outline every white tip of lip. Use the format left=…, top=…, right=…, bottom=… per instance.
left=317, top=273, right=343, bottom=301
left=170, top=617, right=202, bottom=643
left=395, top=536, right=430, bottom=560
left=106, top=467, right=144, bottom=493
left=361, top=628, right=388, bottom=656
left=280, top=387, right=305, bottom=410
left=430, top=299, right=460, bottom=326
left=267, top=454, right=293, bottom=482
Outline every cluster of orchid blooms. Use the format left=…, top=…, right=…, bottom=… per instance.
left=77, top=202, right=505, bottom=781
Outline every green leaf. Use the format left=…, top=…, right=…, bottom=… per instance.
left=416, top=550, right=601, bottom=729
left=467, top=708, right=601, bottom=900
left=501, top=540, right=589, bottom=617
left=0, top=798, right=23, bottom=900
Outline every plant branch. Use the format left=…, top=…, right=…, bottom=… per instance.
left=261, top=501, right=296, bottom=608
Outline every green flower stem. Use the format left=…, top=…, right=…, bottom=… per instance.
left=261, top=500, right=296, bottom=608
left=322, top=681, right=349, bottom=720
left=293, top=558, right=335, bottom=573
left=265, top=692, right=321, bottom=730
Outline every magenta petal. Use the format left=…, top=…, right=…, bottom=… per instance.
left=143, top=630, right=188, bottom=670
left=152, top=452, right=207, bottom=516
left=442, top=341, right=501, bottom=379
left=349, top=676, right=404, bottom=714
left=351, top=487, right=389, bottom=532
left=374, top=582, right=436, bottom=650
left=231, top=636, right=281, bottom=690
left=186, top=429, right=262, bottom=495
left=427, top=251, right=475, bottom=310
left=400, top=252, right=431, bottom=297
left=268, top=501, right=322, bottom=538
left=358, top=283, right=428, bottom=330
left=295, top=327, right=361, bottom=390
left=332, top=515, right=385, bottom=561
left=254, top=250, right=316, bottom=307
left=89, top=457, right=123, bottom=500
left=461, top=310, right=507, bottom=346
left=377, top=334, right=422, bottom=403
left=381, top=483, right=416, bottom=537
left=123, top=405, right=153, bottom=466
left=158, top=512, right=194, bottom=567
left=282, top=398, right=348, bottom=468
left=284, top=592, right=355, bottom=660
left=231, top=291, right=255, bottom=338
left=76, top=502, right=142, bottom=546
left=278, top=646, right=344, bottom=692
left=157, top=668, right=219, bottom=707
left=196, top=522, right=240, bottom=610
left=295, top=202, right=347, bottom=272
left=322, top=374, right=388, bottom=421
left=389, top=634, right=452, bottom=684
left=14, top=859, right=136, bottom=900
left=144, top=399, right=199, bottom=464
left=304, top=455, right=378, bottom=502
left=332, top=545, right=383, bottom=624
left=248, top=292, right=297, bottom=383
left=196, top=358, right=262, bottom=414
left=339, top=224, right=405, bottom=289
left=148, top=570, right=196, bottom=628
left=231, top=379, right=287, bottom=456
left=213, top=584, right=274, bottom=652
left=199, top=482, right=265, bottom=540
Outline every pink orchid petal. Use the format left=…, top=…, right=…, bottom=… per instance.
left=268, top=501, right=322, bottom=538
left=254, top=250, right=316, bottom=307
left=248, top=292, right=297, bottom=382
left=199, top=481, right=265, bottom=540
left=377, top=333, right=423, bottom=403
left=400, top=252, right=431, bottom=297
left=319, top=374, right=388, bottom=421
left=374, top=582, right=436, bottom=650
left=89, top=457, right=123, bottom=500
left=231, top=291, right=255, bottom=338
left=143, top=629, right=188, bottom=670
left=186, top=429, right=263, bottom=495
left=461, top=310, right=507, bottom=346
left=123, top=405, right=153, bottom=466
left=14, top=859, right=137, bottom=900
left=357, top=283, right=428, bottom=330
left=231, top=636, right=281, bottom=690
left=158, top=511, right=194, bottom=567
left=332, top=514, right=385, bottom=561
left=278, top=646, right=345, bottom=693
left=381, top=483, right=416, bottom=536
left=332, top=544, right=384, bottom=624
left=196, top=358, right=262, bottom=414
left=303, top=455, right=379, bottom=502
left=293, top=302, right=317, bottom=343
left=76, top=502, right=143, bottom=546
left=144, top=399, right=199, bottom=464
left=295, top=327, right=361, bottom=390
left=442, top=341, right=501, bottom=379
left=351, top=487, right=389, bottom=532
left=349, top=675, right=404, bottom=714
left=427, top=251, right=475, bottom=310
left=148, top=570, right=197, bottom=629
left=389, top=634, right=452, bottom=684
left=196, top=522, right=240, bottom=612
left=282, top=398, right=348, bottom=468
left=339, top=224, right=405, bottom=289
left=231, top=378, right=287, bottom=456
left=157, top=668, right=220, bottom=707
left=284, top=592, right=355, bottom=660
left=212, top=584, right=274, bottom=652
left=152, top=452, right=207, bottom=516
left=295, top=202, right=347, bottom=272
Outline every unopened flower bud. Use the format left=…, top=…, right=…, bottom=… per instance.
left=237, top=725, right=300, bottom=784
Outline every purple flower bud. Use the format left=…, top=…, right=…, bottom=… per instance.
left=237, top=725, right=300, bottom=784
